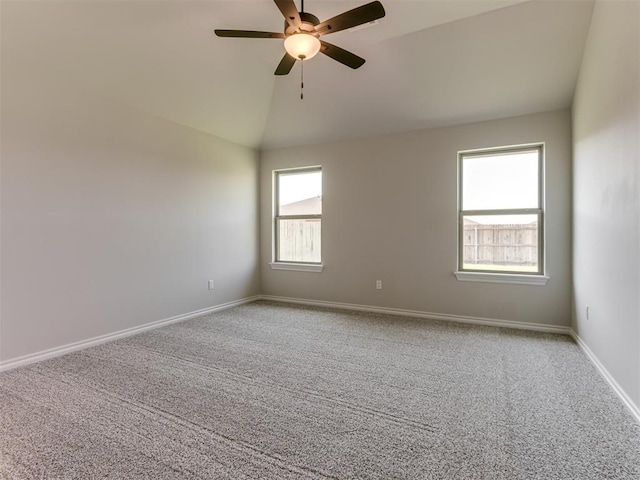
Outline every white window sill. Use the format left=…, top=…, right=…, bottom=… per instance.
left=454, top=271, right=549, bottom=286
left=270, top=262, right=324, bottom=273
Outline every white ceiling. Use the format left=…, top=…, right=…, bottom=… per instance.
left=2, top=0, right=595, bottom=149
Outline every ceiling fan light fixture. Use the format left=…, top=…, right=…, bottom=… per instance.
left=284, top=33, right=321, bottom=60
left=215, top=0, right=386, bottom=75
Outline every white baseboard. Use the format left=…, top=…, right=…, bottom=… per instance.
left=569, top=329, right=640, bottom=423
left=259, top=295, right=572, bottom=335
left=0, top=295, right=261, bottom=372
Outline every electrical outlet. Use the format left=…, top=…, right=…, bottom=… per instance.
left=376, top=280, right=382, bottom=290
left=586, top=305, right=589, bottom=320
left=208, top=280, right=215, bottom=290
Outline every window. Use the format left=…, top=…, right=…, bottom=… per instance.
left=273, top=167, right=322, bottom=269
left=457, top=145, right=544, bottom=279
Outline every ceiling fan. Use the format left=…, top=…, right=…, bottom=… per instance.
left=214, top=0, right=386, bottom=76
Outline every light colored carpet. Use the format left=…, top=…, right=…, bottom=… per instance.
left=1, top=301, right=638, bottom=479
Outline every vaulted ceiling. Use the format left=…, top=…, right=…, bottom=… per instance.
left=2, top=0, right=594, bottom=149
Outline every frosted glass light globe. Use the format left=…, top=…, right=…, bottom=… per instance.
left=284, top=33, right=321, bottom=60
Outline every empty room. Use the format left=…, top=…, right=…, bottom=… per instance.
left=1, top=0, right=639, bottom=478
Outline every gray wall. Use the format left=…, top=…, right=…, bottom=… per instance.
left=260, top=110, right=572, bottom=327
left=572, top=0, right=640, bottom=408
left=0, top=80, right=260, bottom=362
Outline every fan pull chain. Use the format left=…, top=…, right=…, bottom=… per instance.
left=300, top=58, right=304, bottom=100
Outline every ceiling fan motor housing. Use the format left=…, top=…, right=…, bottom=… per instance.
left=285, top=12, right=320, bottom=36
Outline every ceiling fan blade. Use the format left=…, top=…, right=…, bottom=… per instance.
left=315, top=1, right=386, bottom=36
left=274, top=0, right=302, bottom=30
left=319, top=41, right=366, bottom=69
left=215, top=30, right=285, bottom=39
left=275, top=53, right=297, bottom=75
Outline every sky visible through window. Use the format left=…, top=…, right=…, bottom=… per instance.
left=279, top=170, right=322, bottom=206
left=463, top=150, right=538, bottom=224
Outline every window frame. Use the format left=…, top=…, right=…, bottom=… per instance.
left=272, top=166, right=323, bottom=268
left=457, top=144, right=545, bottom=279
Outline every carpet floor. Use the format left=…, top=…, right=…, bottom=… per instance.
left=1, top=301, right=639, bottom=479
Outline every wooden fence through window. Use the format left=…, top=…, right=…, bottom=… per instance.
left=278, top=219, right=321, bottom=263
left=463, top=223, right=537, bottom=266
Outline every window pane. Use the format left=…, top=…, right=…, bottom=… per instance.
left=462, top=150, right=539, bottom=210
left=462, top=214, right=538, bottom=272
left=278, top=170, right=322, bottom=215
left=278, top=218, right=321, bottom=263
